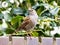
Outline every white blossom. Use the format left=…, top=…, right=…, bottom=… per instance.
left=19, top=0, right=23, bottom=3
left=1, top=19, right=8, bottom=37
left=2, top=1, right=8, bottom=8
left=15, top=0, right=19, bottom=7
left=2, top=11, right=7, bottom=14
left=7, top=8, right=12, bottom=11
left=0, top=19, right=8, bottom=30
left=9, top=0, right=14, bottom=3
left=2, top=19, right=8, bottom=29
left=53, top=1, right=57, bottom=6
left=2, top=8, right=12, bottom=14
left=51, top=27, right=60, bottom=36
left=44, top=4, right=50, bottom=9
left=2, top=10, right=10, bottom=14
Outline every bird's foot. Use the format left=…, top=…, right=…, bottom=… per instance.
left=28, top=34, right=32, bottom=40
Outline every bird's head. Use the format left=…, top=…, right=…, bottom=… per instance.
left=28, top=8, right=37, bottom=15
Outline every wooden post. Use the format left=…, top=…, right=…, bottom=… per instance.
left=24, top=36, right=27, bottom=45
left=38, top=36, right=42, bottom=45
left=53, top=37, right=56, bottom=45
left=9, top=34, right=12, bottom=45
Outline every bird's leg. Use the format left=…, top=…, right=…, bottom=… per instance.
left=27, top=31, right=32, bottom=40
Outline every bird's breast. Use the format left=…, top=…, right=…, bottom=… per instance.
left=29, top=16, right=38, bottom=25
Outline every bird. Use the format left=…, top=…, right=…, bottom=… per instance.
left=15, top=8, right=38, bottom=37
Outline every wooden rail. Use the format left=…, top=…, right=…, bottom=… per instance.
left=0, top=36, right=60, bottom=45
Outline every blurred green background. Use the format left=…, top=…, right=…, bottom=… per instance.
left=0, top=0, right=60, bottom=37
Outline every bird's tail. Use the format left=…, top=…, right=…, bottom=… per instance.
left=15, top=26, right=22, bottom=32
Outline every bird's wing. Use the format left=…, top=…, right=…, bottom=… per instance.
left=16, top=16, right=31, bottom=31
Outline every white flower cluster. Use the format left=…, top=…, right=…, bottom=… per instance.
left=9, top=0, right=14, bottom=3
left=51, top=27, right=60, bottom=36
left=2, top=1, right=8, bottom=8
left=0, top=0, right=23, bottom=8
left=0, top=1, right=10, bottom=8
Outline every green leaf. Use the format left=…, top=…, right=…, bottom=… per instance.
left=11, top=15, right=23, bottom=28
left=3, top=13, right=12, bottom=22
left=40, top=3, right=54, bottom=10
left=32, top=2, right=40, bottom=9
left=5, top=28, right=15, bottom=34
left=0, top=31, right=3, bottom=36
left=32, top=31, right=38, bottom=36
left=54, top=33, right=60, bottom=37
left=12, top=7, right=24, bottom=15
left=40, top=3, right=50, bottom=9
left=49, top=7, right=59, bottom=15
left=37, top=6, right=44, bottom=15
left=50, top=21, right=57, bottom=27
left=41, top=10, right=54, bottom=18
left=0, top=13, right=3, bottom=19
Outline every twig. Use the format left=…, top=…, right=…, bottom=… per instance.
left=40, top=9, right=47, bottom=16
